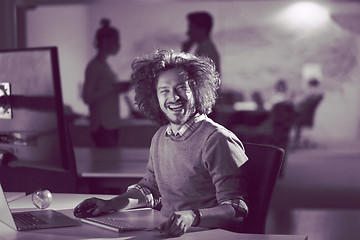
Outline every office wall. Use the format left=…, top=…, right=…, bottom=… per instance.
left=26, top=4, right=90, bottom=115
left=25, top=0, right=360, bottom=144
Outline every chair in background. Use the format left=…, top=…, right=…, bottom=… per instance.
left=292, top=94, right=323, bottom=148
left=227, top=142, right=284, bottom=234
left=232, top=101, right=295, bottom=176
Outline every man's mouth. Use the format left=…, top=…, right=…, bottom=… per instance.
left=167, top=102, right=184, bottom=112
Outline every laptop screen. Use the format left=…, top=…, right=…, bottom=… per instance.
left=0, top=184, right=17, bottom=230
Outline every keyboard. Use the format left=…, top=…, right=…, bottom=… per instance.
left=13, top=212, right=47, bottom=226
left=82, top=217, right=147, bottom=232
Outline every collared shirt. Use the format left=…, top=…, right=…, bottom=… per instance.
left=165, top=113, right=206, bottom=139
left=128, top=113, right=248, bottom=219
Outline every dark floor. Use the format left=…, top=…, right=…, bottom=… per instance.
left=266, top=139, right=360, bottom=240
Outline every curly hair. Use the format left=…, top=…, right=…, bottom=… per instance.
left=131, top=49, right=221, bottom=126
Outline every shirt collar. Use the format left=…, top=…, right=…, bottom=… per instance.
left=165, top=113, right=206, bottom=138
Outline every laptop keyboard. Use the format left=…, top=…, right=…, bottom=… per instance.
left=13, top=212, right=47, bottom=226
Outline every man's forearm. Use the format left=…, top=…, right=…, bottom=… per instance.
left=196, top=204, right=240, bottom=229
left=109, top=189, right=148, bottom=211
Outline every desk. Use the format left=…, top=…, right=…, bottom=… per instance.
left=5, top=192, right=26, bottom=202
left=70, top=119, right=158, bottom=147
left=1, top=193, right=308, bottom=240
left=269, top=208, right=360, bottom=240
left=215, top=109, right=269, bottom=129
left=75, top=147, right=149, bottom=178
left=75, top=147, right=149, bottom=193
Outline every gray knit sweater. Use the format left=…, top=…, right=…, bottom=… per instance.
left=138, top=117, right=248, bottom=217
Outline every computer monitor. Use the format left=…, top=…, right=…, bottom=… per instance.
left=0, top=47, right=77, bottom=193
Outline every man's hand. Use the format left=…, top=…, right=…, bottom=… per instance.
left=73, top=197, right=113, bottom=217
left=114, top=82, right=131, bottom=93
left=160, top=210, right=196, bottom=237
left=74, top=196, right=130, bottom=217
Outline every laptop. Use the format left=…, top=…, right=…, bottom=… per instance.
left=0, top=184, right=80, bottom=231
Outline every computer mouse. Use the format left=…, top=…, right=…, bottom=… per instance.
left=73, top=203, right=98, bottom=218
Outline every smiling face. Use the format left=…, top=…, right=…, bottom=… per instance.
left=156, top=68, right=196, bottom=129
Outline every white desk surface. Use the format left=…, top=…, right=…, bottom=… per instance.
left=1, top=193, right=308, bottom=240
left=4, top=192, right=26, bottom=203
left=8, top=193, right=116, bottom=211
left=75, top=147, right=149, bottom=178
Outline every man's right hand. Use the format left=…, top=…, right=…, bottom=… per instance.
left=73, top=198, right=112, bottom=217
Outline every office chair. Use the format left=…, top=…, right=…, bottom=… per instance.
left=293, top=94, right=323, bottom=148
left=231, top=142, right=284, bottom=234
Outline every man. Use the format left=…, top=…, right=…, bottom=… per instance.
left=181, top=11, right=221, bottom=74
left=74, top=50, right=248, bottom=237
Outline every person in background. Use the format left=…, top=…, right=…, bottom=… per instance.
left=294, top=77, right=323, bottom=106
left=181, top=11, right=221, bottom=120
left=292, top=78, right=324, bottom=148
left=181, top=11, right=220, bottom=74
left=265, top=78, right=293, bottom=110
left=82, top=18, right=130, bottom=148
left=251, top=91, right=266, bottom=111
left=75, top=50, right=249, bottom=237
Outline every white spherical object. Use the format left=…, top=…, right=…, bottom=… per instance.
left=32, top=189, right=53, bottom=209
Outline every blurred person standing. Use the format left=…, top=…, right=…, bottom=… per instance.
left=181, top=11, right=220, bottom=74
left=82, top=18, right=130, bottom=147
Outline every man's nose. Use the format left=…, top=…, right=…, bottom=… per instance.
left=169, top=90, right=180, bottom=101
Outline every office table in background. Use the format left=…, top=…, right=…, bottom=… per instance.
left=1, top=193, right=309, bottom=240
left=75, top=147, right=149, bottom=178
left=215, top=108, right=269, bottom=129
left=75, top=147, right=149, bottom=193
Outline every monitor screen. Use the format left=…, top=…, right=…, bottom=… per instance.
left=0, top=47, right=73, bottom=172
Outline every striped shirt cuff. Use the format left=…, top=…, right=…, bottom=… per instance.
left=127, top=184, right=161, bottom=208
left=220, top=198, right=249, bottom=218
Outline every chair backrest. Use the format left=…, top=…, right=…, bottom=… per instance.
left=268, top=101, right=296, bottom=149
left=296, top=94, right=323, bottom=127
left=239, top=142, right=284, bottom=234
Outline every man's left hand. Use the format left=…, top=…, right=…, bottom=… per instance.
left=160, top=210, right=196, bottom=237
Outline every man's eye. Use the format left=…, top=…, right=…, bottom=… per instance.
left=177, top=85, right=187, bottom=91
left=159, top=89, right=169, bottom=94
